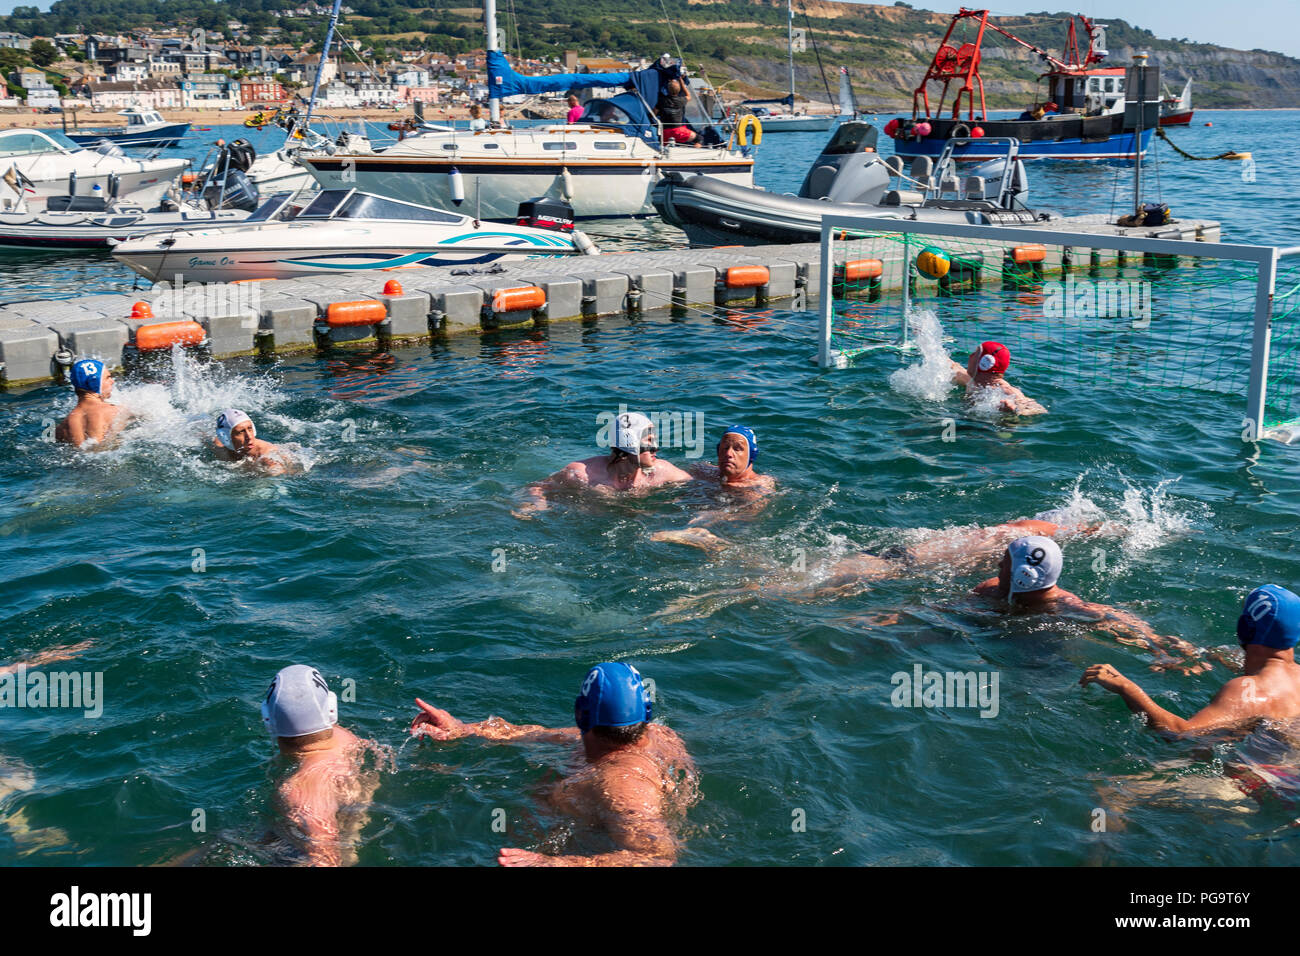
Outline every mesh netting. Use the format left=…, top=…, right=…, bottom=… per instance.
left=827, top=230, right=1300, bottom=428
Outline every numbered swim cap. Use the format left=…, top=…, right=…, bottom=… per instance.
left=612, top=412, right=655, bottom=456
left=215, top=408, right=254, bottom=450
left=977, top=341, right=1011, bottom=374
left=1237, top=585, right=1300, bottom=649
left=1007, top=535, right=1062, bottom=598
left=70, top=358, right=105, bottom=395
left=261, top=665, right=338, bottom=738
left=574, top=662, right=652, bottom=733
left=720, top=425, right=757, bottom=465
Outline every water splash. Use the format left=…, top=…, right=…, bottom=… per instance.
left=888, top=309, right=954, bottom=402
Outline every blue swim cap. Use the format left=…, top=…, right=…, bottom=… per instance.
left=720, top=424, right=757, bottom=465
left=574, top=662, right=651, bottom=733
left=1237, top=585, right=1300, bottom=649
left=69, top=358, right=104, bottom=395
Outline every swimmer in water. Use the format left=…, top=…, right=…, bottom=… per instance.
left=655, top=514, right=1115, bottom=619
left=410, top=662, right=697, bottom=866
left=975, top=536, right=1209, bottom=672
left=212, top=408, right=291, bottom=475
left=261, top=665, right=381, bottom=867
left=1082, top=585, right=1300, bottom=730
left=949, top=341, right=1046, bottom=416
left=55, top=359, right=132, bottom=448
left=653, top=425, right=776, bottom=553
left=513, top=411, right=692, bottom=518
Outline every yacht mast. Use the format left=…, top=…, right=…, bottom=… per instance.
left=302, top=0, right=343, bottom=133
left=486, top=0, right=501, bottom=125
left=787, top=0, right=795, bottom=111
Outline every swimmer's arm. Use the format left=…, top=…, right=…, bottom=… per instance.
left=1084, top=602, right=1210, bottom=673
left=950, top=360, right=972, bottom=386
left=1080, top=665, right=1241, bottom=733
left=56, top=415, right=83, bottom=446
left=513, top=462, right=586, bottom=517
left=410, top=698, right=578, bottom=745
left=0, top=640, right=93, bottom=674
left=499, top=781, right=676, bottom=867
left=105, top=405, right=132, bottom=437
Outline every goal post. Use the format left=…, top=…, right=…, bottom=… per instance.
left=817, top=215, right=1300, bottom=442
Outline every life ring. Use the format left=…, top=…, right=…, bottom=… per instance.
left=952, top=123, right=971, bottom=138
left=736, top=114, right=763, bottom=147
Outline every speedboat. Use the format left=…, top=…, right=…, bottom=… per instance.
left=0, top=128, right=187, bottom=212
left=111, top=188, right=599, bottom=283
left=64, top=107, right=192, bottom=149
left=0, top=196, right=250, bottom=250
left=653, top=124, right=1056, bottom=246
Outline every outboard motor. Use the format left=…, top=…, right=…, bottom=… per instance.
left=797, top=121, right=890, bottom=205
left=226, top=139, right=257, bottom=172
left=517, top=196, right=575, bottom=232
left=204, top=168, right=259, bottom=212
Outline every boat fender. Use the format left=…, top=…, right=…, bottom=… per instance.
left=449, top=166, right=465, bottom=205
left=572, top=230, right=599, bottom=256
left=560, top=167, right=574, bottom=202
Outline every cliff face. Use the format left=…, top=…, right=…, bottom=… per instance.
left=683, top=1, right=1300, bottom=109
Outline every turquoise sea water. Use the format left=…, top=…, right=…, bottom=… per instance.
left=1, top=112, right=1300, bottom=866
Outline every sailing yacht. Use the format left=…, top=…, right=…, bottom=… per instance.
left=738, top=0, right=835, bottom=133
left=298, top=0, right=754, bottom=220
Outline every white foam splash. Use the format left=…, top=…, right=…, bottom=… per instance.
left=888, top=309, right=955, bottom=402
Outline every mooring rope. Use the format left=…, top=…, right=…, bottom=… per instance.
left=1156, top=126, right=1251, bottom=162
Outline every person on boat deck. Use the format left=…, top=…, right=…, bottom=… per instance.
left=410, top=662, right=697, bottom=867
left=468, top=104, right=486, bottom=131
left=565, top=94, right=584, bottom=124
left=975, top=536, right=1210, bottom=673
left=56, top=358, right=132, bottom=448
left=949, top=340, right=1046, bottom=416
left=212, top=408, right=290, bottom=474
left=1081, top=584, right=1300, bottom=732
left=513, top=411, right=693, bottom=518
left=657, top=78, right=700, bottom=146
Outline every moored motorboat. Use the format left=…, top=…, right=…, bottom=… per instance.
left=111, top=188, right=598, bottom=283
left=64, top=107, right=192, bottom=150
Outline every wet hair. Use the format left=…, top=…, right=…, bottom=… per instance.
left=589, top=722, right=646, bottom=745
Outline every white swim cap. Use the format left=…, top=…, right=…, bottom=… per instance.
left=612, top=412, right=655, bottom=456
left=1007, top=535, right=1062, bottom=598
left=216, top=408, right=254, bottom=450
left=261, top=665, right=338, bottom=738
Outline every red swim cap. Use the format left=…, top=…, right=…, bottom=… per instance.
left=977, top=341, right=1010, bottom=374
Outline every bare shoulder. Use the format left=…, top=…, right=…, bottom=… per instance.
left=655, top=460, right=694, bottom=482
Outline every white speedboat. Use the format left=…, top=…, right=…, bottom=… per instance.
left=0, top=128, right=187, bottom=212
left=741, top=107, right=835, bottom=133
left=111, top=188, right=599, bottom=283
left=0, top=197, right=249, bottom=250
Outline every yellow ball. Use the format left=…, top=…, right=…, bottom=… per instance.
left=915, top=246, right=951, bottom=280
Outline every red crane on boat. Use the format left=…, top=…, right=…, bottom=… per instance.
left=911, top=9, right=1107, bottom=121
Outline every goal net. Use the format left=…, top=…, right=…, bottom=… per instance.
left=817, top=217, right=1300, bottom=442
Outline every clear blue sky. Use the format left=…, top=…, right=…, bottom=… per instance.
left=0, top=0, right=1294, bottom=59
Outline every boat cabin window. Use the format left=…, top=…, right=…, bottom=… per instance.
left=594, top=141, right=627, bottom=150
left=543, top=141, right=578, bottom=150
left=442, top=143, right=459, bottom=150
left=0, top=130, right=69, bottom=156
left=482, top=142, right=500, bottom=149
left=243, top=192, right=295, bottom=223
left=297, top=189, right=354, bottom=219
left=579, top=101, right=633, bottom=126
left=336, top=192, right=462, bottom=224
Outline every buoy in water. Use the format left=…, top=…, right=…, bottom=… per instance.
left=448, top=166, right=464, bottom=205
left=1205, top=122, right=1213, bottom=127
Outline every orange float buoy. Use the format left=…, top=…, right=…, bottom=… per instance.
left=490, top=286, right=546, bottom=313
left=131, top=301, right=154, bottom=319
left=724, top=265, right=770, bottom=289
left=326, top=300, right=388, bottom=327
left=842, top=258, right=883, bottom=281
left=382, top=279, right=404, bottom=296
left=135, top=320, right=205, bottom=351
left=1010, top=244, right=1047, bottom=264
left=1204, top=122, right=1213, bottom=127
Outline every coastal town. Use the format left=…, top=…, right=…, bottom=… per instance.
left=0, top=18, right=650, bottom=120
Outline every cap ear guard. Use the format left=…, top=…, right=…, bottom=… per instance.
left=978, top=354, right=997, bottom=372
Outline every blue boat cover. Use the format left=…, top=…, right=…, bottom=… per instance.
left=488, top=49, right=682, bottom=105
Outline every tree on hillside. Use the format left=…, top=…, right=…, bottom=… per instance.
left=30, top=39, right=57, bottom=67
